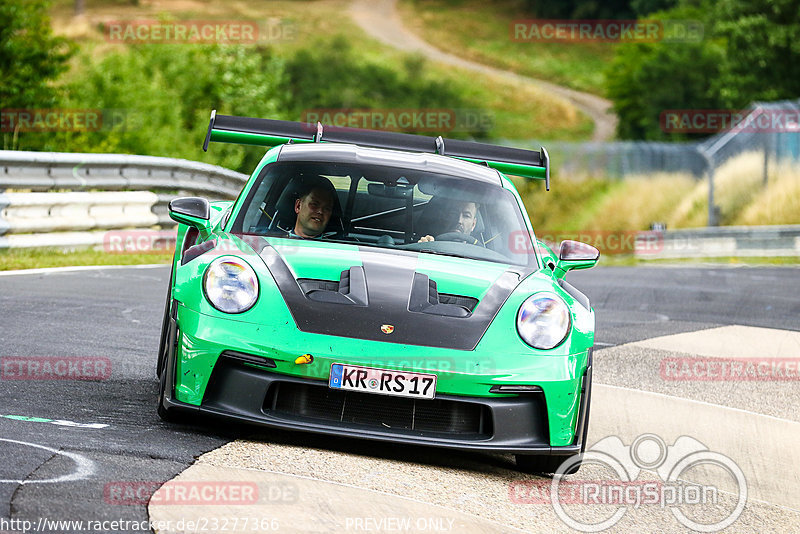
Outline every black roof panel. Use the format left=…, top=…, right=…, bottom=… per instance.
left=276, top=143, right=502, bottom=185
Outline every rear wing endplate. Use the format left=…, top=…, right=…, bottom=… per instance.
left=203, top=111, right=550, bottom=188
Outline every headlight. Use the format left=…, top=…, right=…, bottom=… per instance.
left=203, top=257, right=258, bottom=313
left=517, top=292, right=570, bottom=349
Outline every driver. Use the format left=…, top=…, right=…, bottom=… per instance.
left=291, top=184, right=335, bottom=238
left=418, top=201, right=479, bottom=243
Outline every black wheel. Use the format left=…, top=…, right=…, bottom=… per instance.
left=156, top=267, right=174, bottom=379
left=157, top=358, right=176, bottom=422
left=515, top=454, right=582, bottom=475
left=157, top=323, right=185, bottom=423
left=156, top=266, right=184, bottom=423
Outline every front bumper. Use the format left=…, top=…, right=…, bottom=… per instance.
left=160, top=304, right=592, bottom=455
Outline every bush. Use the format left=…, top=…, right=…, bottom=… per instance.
left=15, top=44, right=287, bottom=172
left=605, top=0, right=800, bottom=140
left=15, top=36, right=492, bottom=168
left=281, top=36, right=490, bottom=139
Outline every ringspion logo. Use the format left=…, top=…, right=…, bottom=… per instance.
left=510, top=434, right=747, bottom=532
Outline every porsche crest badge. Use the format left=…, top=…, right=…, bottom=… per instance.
left=381, top=324, right=395, bottom=334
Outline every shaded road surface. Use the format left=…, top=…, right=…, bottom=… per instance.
left=1, top=264, right=798, bottom=532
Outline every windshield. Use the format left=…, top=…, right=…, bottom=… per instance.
left=231, top=161, right=535, bottom=267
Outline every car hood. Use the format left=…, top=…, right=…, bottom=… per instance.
left=243, top=235, right=534, bottom=350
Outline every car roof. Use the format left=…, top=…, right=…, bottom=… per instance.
left=276, top=143, right=503, bottom=186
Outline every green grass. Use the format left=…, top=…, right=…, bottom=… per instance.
left=48, top=0, right=593, bottom=141
left=631, top=256, right=800, bottom=266
left=3, top=245, right=794, bottom=272
left=398, top=0, right=615, bottom=95
left=520, top=176, right=618, bottom=231
left=0, top=248, right=172, bottom=271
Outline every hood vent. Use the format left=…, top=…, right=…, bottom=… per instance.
left=298, top=269, right=477, bottom=317
left=298, top=266, right=368, bottom=306
left=409, top=273, right=477, bottom=317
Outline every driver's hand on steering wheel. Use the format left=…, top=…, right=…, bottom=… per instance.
left=418, top=235, right=435, bottom=243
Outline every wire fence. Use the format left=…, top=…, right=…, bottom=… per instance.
left=511, top=98, right=800, bottom=183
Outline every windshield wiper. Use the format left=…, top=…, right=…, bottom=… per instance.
left=413, top=248, right=468, bottom=260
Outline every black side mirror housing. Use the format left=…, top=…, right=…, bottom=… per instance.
left=169, top=197, right=213, bottom=239
left=554, top=240, right=600, bottom=278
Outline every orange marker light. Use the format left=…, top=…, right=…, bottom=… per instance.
left=294, top=354, right=314, bottom=365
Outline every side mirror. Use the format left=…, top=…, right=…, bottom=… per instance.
left=554, top=240, right=599, bottom=278
left=169, top=197, right=212, bottom=239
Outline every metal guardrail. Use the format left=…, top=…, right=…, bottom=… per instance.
left=0, top=150, right=248, bottom=249
left=0, top=150, right=247, bottom=198
left=635, top=225, right=800, bottom=259
left=0, top=150, right=797, bottom=258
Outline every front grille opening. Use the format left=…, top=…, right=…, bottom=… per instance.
left=265, top=382, right=492, bottom=438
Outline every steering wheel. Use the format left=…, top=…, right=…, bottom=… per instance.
left=434, top=232, right=480, bottom=245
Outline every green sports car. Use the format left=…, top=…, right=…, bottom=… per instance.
left=157, top=112, right=599, bottom=474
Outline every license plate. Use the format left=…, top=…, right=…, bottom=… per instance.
left=329, top=364, right=436, bottom=399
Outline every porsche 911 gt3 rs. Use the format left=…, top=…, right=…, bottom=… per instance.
left=157, top=112, right=599, bottom=474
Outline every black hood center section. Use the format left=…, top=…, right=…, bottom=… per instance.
left=256, top=239, right=524, bottom=350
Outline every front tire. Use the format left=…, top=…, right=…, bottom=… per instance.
left=156, top=267, right=174, bottom=379
left=156, top=268, right=183, bottom=423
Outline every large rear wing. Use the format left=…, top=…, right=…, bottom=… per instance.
left=203, top=111, right=550, bottom=189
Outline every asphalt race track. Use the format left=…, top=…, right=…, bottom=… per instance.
left=0, top=264, right=798, bottom=533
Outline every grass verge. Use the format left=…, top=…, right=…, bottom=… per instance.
left=523, top=152, right=800, bottom=232
left=0, top=248, right=172, bottom=271
left=1, top=248, right=794, bottom=272
left=611, top=256, right=800, bottom=266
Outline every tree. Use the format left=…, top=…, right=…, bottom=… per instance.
left=605, top=0, right=800, bottom=139
left=712, top=0, right=800, bottom=107
left=522, top=0, right=639, bottom=19
left=0, top=0, right=74, bottom=110
left=606, top=37, right=725, bottom=140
